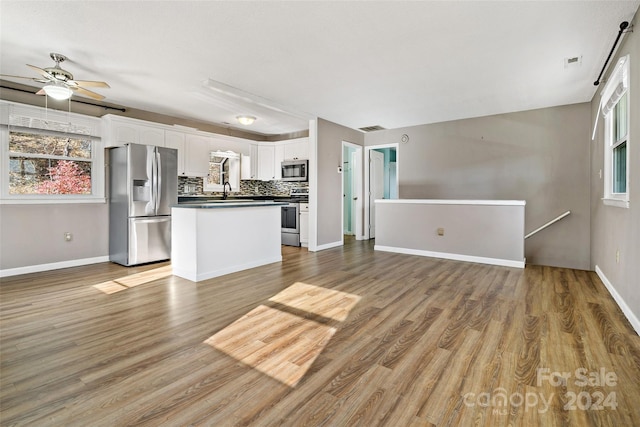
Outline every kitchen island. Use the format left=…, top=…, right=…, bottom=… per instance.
left=171, top=201, right=287, bottom=282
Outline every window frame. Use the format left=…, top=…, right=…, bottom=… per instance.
left=601, top=55, right=630, bottom=209
left=0, top=102, right=105, bottom=204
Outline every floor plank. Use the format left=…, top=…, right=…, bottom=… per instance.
left=1, top=239, right=639, bottom=426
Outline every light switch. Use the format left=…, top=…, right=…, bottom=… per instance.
left=437, top=228, right=444, bottom=236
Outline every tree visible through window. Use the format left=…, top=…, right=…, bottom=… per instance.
left=9, top=132, right=92, bottom=195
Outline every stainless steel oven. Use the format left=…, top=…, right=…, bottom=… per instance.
left=281, top=202, right=300, bottom=246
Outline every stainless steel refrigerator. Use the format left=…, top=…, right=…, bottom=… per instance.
left=108, top=143, right=178, bottom=266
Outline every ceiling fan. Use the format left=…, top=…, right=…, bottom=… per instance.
left=1, top=52, right=110, bottom=100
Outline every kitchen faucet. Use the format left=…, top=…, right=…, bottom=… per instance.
left=223, top=181, right=232, bottom=199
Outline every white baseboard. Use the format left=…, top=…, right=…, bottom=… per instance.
left=173, top=256, right=282, bottom=282
left=310, top=240, right=344, bottom=252
left=0, top=256, right=110, bottom=278
left=595, top=265, right=640, bottom=336
left=374, top=245, right=525, bottom=269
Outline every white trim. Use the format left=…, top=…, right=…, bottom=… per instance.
left=342, top=141, right=364, bottom=241
left=308, top=119, right=318, bottom=251
left=312, top=240, right=344, bottom=252
left=375, top=199, right=526, bottom=206
left=595, top=265, right=640, bottom=336
left=602, top=55, right=630, bottom=206
left=0, top=198, right=106, bottom=205
left=374, top=245, right=525, bottom=269
left=602, top=198, right=630, bottom=208
left=0, top=256, right=110, bottom=278
left=173, top=256, right=282, bottom=282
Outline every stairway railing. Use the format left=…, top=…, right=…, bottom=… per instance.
left=524, top=211, right=571, bottom=239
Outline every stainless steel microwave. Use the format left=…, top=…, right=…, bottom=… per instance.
left=281, top=160, right=308, bottom=182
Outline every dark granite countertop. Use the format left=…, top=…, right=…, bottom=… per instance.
left=173, top=200, right=288, bottom=209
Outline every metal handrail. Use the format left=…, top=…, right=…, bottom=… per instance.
left=525, top=211, right=571, bottom=239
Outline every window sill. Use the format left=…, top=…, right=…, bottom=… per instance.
left=602, top=198, right=630, bottom=208
left=0, top=197, right=106, bottom=205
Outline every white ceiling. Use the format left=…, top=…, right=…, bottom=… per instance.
left=1, top=1, right=638, bottom=136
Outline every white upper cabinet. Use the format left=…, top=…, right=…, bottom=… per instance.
left=246, top=138, right=310, bottom=181
left=184, top=134, right=211, bottom=177
left=257, top=144, right=275, bottom=181
left=283, top=138, right=309, bottom=160
left=102, top=115, right=165, bottom=148
left=164, top=130, right=186, bottom=175
left=241, top=154, right=252, bottom=180
left=139, top=126, right=165, bottom=146
left=274, top=144, right=285, bottom=180
left=102, top=115, right=309, bottom=181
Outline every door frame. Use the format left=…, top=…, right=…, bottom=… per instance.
left=364, top=143, right=399, bottom=240
left=342, top=141, right=364, bottom=241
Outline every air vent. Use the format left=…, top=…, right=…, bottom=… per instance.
left=564, top=56, right=582, bottom=68
left=359, top=125, right=386, bottom=132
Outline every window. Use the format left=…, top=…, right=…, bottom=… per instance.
left=1, top=102, right=104, bottom=203
left=9, top=131, right=93, bottom=195
left=602, top=55, right=630, bottom=208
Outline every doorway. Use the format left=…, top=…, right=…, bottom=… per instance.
left=342, top=142, right=363, bottom=240
left=365, top=144, right=398, bottom=239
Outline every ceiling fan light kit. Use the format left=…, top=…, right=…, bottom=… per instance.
left=1, top=52, right=109, bottom=101
left=236, top=115, right=256, bottom=125
left=43, top=81, right=73, bottom=100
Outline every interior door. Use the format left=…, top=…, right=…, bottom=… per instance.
left=369, top=150, right=384, bottom=238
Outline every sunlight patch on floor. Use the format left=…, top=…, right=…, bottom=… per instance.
left=204, top=282, right=361, bottom=387
left=93, top=265, right=173, bottom=294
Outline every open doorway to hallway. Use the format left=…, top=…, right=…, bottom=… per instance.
left=365, top=144, right=398, bottom=239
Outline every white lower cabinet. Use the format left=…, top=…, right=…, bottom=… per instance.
left=299, top=202, right=309, bottom=247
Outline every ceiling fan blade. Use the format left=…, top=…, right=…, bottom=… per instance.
left=71, top=79, right=110, bottom=88
left=26, top=64, right=53, bottom=80
left=72, top=86, right=105, bottom=100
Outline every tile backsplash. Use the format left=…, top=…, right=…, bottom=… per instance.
left=178, top=176, right=308, bottom=196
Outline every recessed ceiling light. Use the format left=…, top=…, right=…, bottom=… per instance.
left=236, top=115, right=256, bottom=125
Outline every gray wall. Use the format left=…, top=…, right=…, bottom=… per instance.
left=365, top=103, right=591, bottom=270
left=590, top=18, right=639, bottom=326
left=0, top=203, right=109, bottom=270
left=375, top=201, right=525, bottom=264
left=316, top=118, right=364, bottom=246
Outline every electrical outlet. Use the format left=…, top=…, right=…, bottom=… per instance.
left=437, top=228, right=444, bottom=236
left=64, top=232, right=73, bottom=242
left=616, top=249, right=620, bottom=264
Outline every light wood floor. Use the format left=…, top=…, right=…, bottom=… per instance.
left=1, top=239, right=639, bottom=426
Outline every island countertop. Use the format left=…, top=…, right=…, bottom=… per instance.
left=174, top=200, right=288, bottom=209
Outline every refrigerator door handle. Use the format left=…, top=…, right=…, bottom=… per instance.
left=148, top=149, right=156, bottom=215
left=155, top=150, right=162, bottom=214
